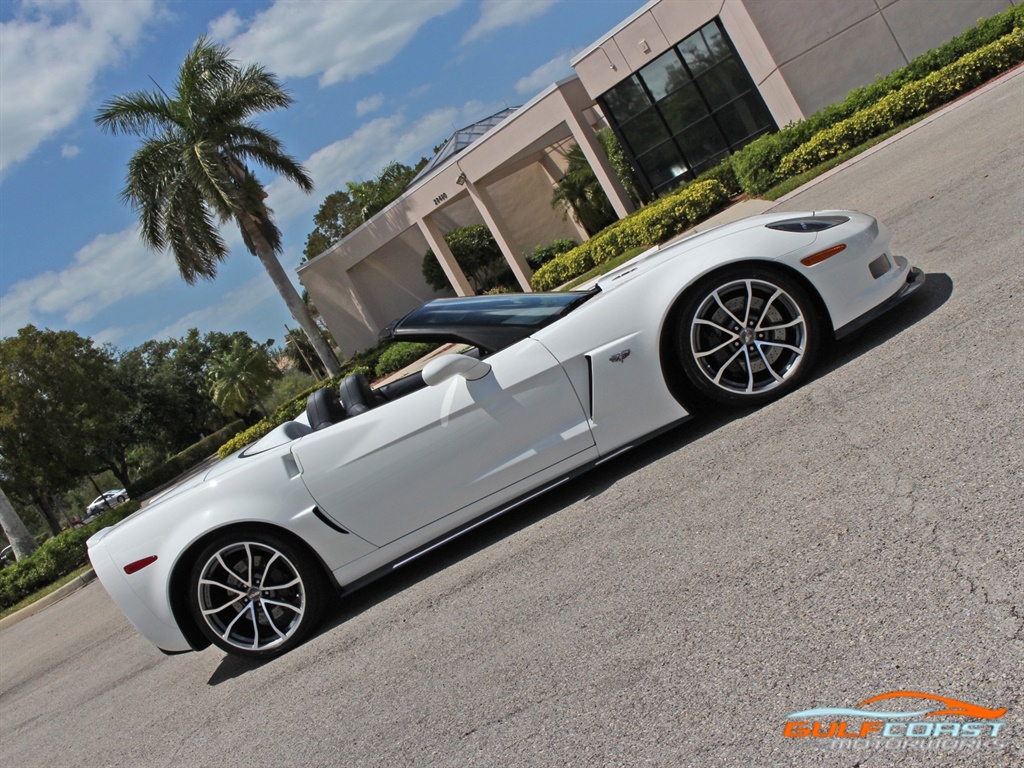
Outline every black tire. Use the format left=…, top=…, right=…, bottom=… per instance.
left=675, top=265, right=820, bottom=407
left=189, top=531, right=327, bottom=659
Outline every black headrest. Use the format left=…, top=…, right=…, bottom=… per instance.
left=305, top=388, right=346, bottom=431
left=338, top=371, right=375, bottom=416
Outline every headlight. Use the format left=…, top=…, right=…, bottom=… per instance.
left=766, top=216, right=849, bottom=233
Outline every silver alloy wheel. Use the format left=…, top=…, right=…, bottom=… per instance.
left=196, top=541, right=306, bottom=653
left=689, top=278, right=808, bottom=396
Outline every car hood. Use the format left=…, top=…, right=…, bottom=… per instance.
left=593, top=212, right=818, bottom=293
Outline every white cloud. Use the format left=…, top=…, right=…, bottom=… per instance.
left=515, top=53, right=572, bottom=96
left=207, top=8, right=243, bottom=40
left=0, top=0, right=158, bottom=177
left=0, top=226, right=179, bottom=336
left=210, top=0, right=462, bottom=87
left=264, top=100, right=500, bottom=223
left=462, top=0, right=559, bottom=44
left=355, top=93, right=385, bottom=117
left=60, top=143, right=81, bottom=158
left=153, top=274, right=277, bottom=341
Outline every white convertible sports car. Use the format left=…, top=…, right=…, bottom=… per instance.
left=89, top=211, right=923, bottom=659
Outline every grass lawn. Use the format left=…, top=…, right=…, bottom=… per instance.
left=0, top=563, right=93, bottom=620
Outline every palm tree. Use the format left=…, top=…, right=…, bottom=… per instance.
left=550, top=143, right=618, bottom=237
left=95, top=37, right=340, bottom=376
left=0, top=486, right=37, bottom=561
left=208, top=337, right=280, bottom=418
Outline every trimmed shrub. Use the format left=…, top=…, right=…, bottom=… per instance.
left=129, top=420, right=246, bottom=497
left=530, top=179, right=730, bottom=291
left=375, top=342, right=437, bottom=378
left=216, top=365, right=373, bottom=458
left=0, top=503, right=139, bottom=611
left=694, top=159, right=741, bottom=197
left=779, top=30, right=1024, bottom=176
left=730, top=5, right=1024, bottom=195
left=527, top=238, right=579, bottom=269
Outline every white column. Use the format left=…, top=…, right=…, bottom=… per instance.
left=561, top=105, right=636, bottom=219
left=460, top=172, right=534, bottom=292
left=417, top=216, right=474, bottom=296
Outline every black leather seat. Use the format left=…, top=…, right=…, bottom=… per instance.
left=338, top=371, right=376, bottom=416
left=305, top=388, right=346, bottom=431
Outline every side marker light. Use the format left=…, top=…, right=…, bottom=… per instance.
left=124, top=555, right=158, bottom=574
left=801, top=244, right=847, bottom=266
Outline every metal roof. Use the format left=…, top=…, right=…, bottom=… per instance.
left=411, top=107, right=519, bottom=183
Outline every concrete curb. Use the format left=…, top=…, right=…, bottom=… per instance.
left=0, top=568, right=97, bottom=631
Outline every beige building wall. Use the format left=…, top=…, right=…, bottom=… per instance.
left=299, top=77, right=632, bottom=356
left=303, top=0, right=1012, bottom=357
left=572, top=0, right=1012, bottom=126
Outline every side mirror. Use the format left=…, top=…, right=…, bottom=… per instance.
left=422, top=354, right=491, bottom=386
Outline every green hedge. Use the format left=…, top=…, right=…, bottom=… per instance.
left=376, top=342, right=437, bottom=378
left=0, top=503, right=139, bottom=611
left=530, top=179, right=730, bottom=291
left=693, top=158, right=741, bottom=197
left=129, top=420, right=246, bottom=497
left=527, top=238, right=579, bottom=269
left=730, top=5, right=1024, bottom=195
left=217, top=365, right=372, bottom=458
left=779, top=30, right=1024, bottom=176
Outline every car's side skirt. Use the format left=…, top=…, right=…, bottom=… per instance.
left=333, top=415, right=692, bottom=598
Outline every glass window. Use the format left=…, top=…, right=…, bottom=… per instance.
left=702, top=21, right=731, bottom=64
left=676, top=118, right=728, bottom=169
left=639, top=50, right=689, bottom=101
left=637, top=141, right=688, bottom=189
left=679, top=31, right=714, bottom=76
left=659, top=83, right=708, bottom=133
left=698, top=58, right=747, bottom=111
left=716, top=95, right=774, bottom=147
left=619, top=109, right=670, bottom=156
left=598, top=19, right=777, bottom=200
left=603, top=75, right=650, bottom=123
left=406, top=293, right=591, bottom=329
left=691, top=150, right=730, bottom=178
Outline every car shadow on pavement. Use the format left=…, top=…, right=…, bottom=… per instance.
left=812, top=271, right=952, bottom=382
left=207, top=273, right=951, bottom=683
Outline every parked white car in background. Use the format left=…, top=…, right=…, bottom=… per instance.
left=89, top=211, right=923, bottom=659
left=85, top=489, right=129, bottom=520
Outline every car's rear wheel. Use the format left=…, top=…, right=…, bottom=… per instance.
left=676, top=266, right=820, bottom=406
left=189, top=531, right=327, bottom=659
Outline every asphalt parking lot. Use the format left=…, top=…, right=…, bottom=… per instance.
left=1, top=70, right=1021, bottom=768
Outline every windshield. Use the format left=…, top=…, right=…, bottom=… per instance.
left=384, top=290, right=597, bottom=354
left=401, top=292, right=592, bottom=328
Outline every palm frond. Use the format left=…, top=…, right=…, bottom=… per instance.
left=182, top=141, right=236, bottom=220
left=165, top=181, right=229, bottom=283
left=232, top=142, right=313, bottom=193
left=122, top=138, right=184, bottom=249
left=100, top=34, right=313, bottom=282
left=95, top=91, right=177, bottom=136
left=175, top=36, right=236, bottom=110
left=211, top=64, right=294, bottom=124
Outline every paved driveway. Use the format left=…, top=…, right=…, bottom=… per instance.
left=1, top=71, right=1021, bottom=768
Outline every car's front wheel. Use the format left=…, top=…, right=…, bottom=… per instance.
left=675, top=266, right=820, bottom=406
left=189, top=532, right=327, bottom=659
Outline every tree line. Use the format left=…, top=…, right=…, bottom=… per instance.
left=0, top=326, right=288, bottom=542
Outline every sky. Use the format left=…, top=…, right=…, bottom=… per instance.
left=0, top=0, right=641, bottom=354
